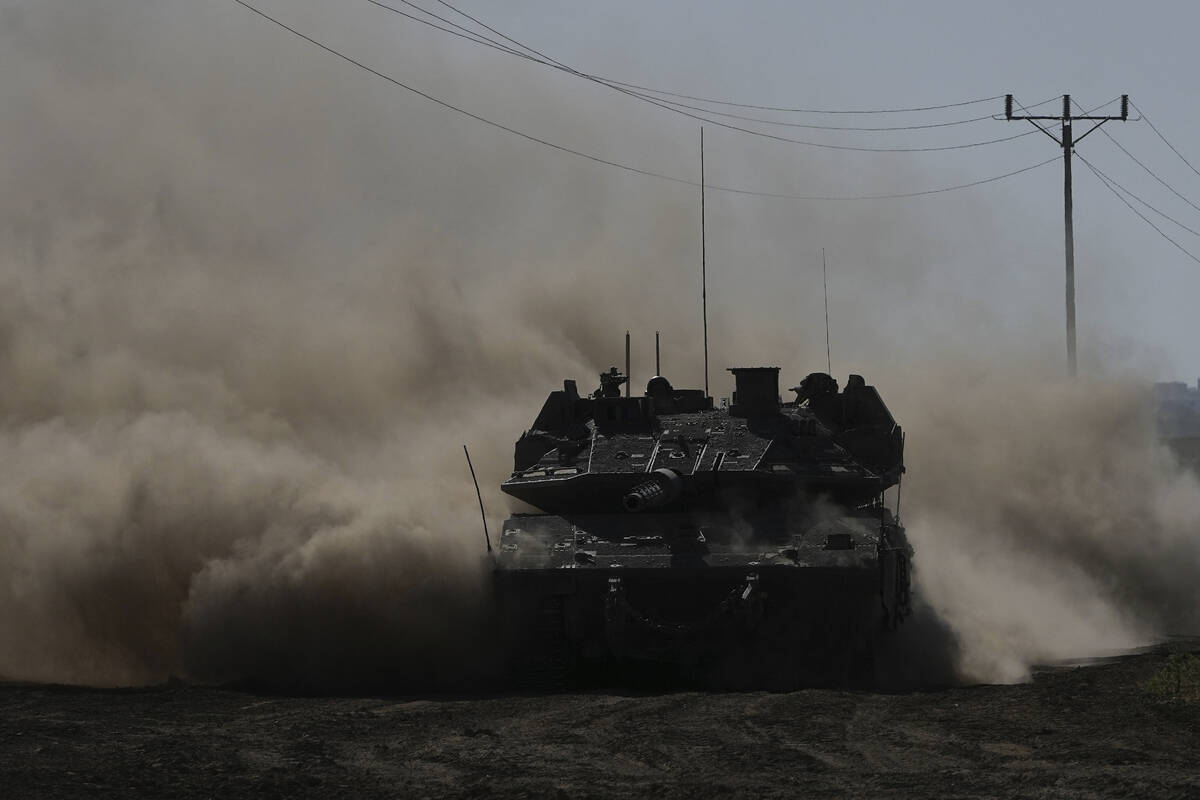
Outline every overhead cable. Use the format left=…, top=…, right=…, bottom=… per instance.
left=1097, top=128, right=1200, bottom=216
left=1079, top=155, right=1200, bottom=238
left=624, top=98, right=1044, bottom=133
left=1066, top=98, right=1200, bottom=217
left=234, top=1, right=1057, bottom=201
left=426, top=0, right=1003, bottom=115
left=370, top=0, right=530, bottom=59
left=431, top=0, right=567, bottom=67
left=368, top=0, right=1037, bottom=152
left=1130, top=100, right=1200, bottom=181
left=426, top=0, right=1031, bottom=127
left=1080, top=155, right=1200, bottom=266
left=603, top=82, right=1003, bottom=116
left=714, top=156, right=1058, bottom=201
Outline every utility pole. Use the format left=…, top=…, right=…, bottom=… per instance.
left=1005, top=94, right=1128, bottom=377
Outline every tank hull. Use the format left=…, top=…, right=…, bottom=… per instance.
left=494, top=510, right=910, bottom=689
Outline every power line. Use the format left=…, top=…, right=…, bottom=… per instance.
left=404, top=0, right=1036, bottom=150
left=367, top=0, right=1038, bottom=153
left=1066, top=98, right=1200, bottom=218
left=365, top=0, right=531, bottom=59
left=1131, top=100, right=1200, bottom=181
left=420, top=0, right=1032, bottom=130
left=1080, top=154, right=1200, bottom=266
left=431, top=0, right=566, bottom=67
left=1097, top=129, right=1200, bottom=216
left=234, top=1, right=689, bottom=182
left=609, top=94, right=1057, bottom=133
left=717, top=156, right=1057, bottom=201
left=556, top=79, right=1038, bottom=151
left=1079, top=155, right=1200, bottom=238
left=233, top=1, right=1056, bottom=201
left=425, top=0, right=1004, bottom=115
left=606, top=82, right=1003, bottom=116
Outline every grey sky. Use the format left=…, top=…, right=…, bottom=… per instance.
left=251, top=0, right=1200, bottom=377
left=7, top=0, right=1200, bottom=381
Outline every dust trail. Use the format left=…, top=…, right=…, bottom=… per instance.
left=0, top=0, right=796, bottom=689
left=890, top=367, right=1200, bottom=683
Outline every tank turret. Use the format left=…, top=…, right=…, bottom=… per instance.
left=501, top=366, right=903, bottom=514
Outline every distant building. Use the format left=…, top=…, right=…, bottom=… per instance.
left=1153, top=380, right=1200, bottom=471
left=1153, top=380, right=1200, bottom=440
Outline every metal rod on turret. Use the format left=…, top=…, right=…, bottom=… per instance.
left=625, top=330, right=631, bottom=398
left=463, top=445, right=491, bottom=554
left=655, top=331, right=660, bottom=376
left=700, top=127, right=709, bottom=397
left=822, top=248, right=832, bottom=376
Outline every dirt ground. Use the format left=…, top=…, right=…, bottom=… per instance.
left=2, top=646, right=1198, bottom=800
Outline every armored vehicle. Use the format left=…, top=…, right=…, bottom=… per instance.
left=495, top=364, right=911, bottom=688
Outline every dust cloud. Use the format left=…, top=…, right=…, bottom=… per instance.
left=0, top=1, right=1196, bottom=690
left=892, top=369, right=1200, bottom=683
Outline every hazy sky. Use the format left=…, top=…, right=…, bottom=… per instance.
left=239, top=0, right=1200, bottom=378
left=6, top=0, right=1200, bottom=382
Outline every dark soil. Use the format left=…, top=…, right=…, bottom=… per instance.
left=2, top=647, right=1198, bottom=799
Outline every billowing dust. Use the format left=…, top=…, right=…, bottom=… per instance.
left=893, top=370, right=1200, bottom=682
left=1, top=0, right=1197, bottom=689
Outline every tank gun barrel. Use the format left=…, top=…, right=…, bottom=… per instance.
left=622, top=468, right=682, bottom=512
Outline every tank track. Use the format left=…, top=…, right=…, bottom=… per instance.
left=510, top=594, right=572, bottom=691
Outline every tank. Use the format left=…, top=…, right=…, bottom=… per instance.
left=494, top=364, right=912, bottom=689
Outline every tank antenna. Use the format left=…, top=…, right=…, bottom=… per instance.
left=625, top=330, right=631, bottom=397
left=463, top=445, right=492, bottom=554
left=700, top=127, right=710, bottom=397
left=822, top=248, right=832, bottom=376
left=655, top=331, right=661, bottom=376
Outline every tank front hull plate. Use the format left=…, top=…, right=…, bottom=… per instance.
left=495, top=563, right=883, bottom=690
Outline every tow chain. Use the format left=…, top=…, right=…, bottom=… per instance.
left=604, top=573, right=763, bottom=639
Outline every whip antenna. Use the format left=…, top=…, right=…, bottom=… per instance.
left=463, top=445, right=492, bottom=554
left=822, top=248, right=832, bottom=375
left=625, top=330, right=631, bottom=397
left=700, top=127, right=709, bottom=397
